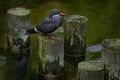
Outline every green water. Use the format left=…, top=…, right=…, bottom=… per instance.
left=0, top=0, right=120, bottom=80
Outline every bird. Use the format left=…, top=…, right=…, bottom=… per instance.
left=25, top=9, right=67, bottom=38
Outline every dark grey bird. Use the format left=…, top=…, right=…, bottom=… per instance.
left=26, top=9, right=67, bottom=36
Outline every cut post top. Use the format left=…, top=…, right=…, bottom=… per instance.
left=7, top=7, right=30, bottom=16
left=65, top=15, right=88, bottom=22
left=78, top=61, right=104, bottom=71
left=102, top=38, right=120, bottom=50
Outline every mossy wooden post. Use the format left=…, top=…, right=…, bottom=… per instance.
left=102, top=39, right=120, bottom=80
left=64, top=15, right=87, bottom=68
left=77, top=61, right=104, bottom=80
left=7, top=7, right=30, bottom=80
left=38, top=34, right=64, bottom=80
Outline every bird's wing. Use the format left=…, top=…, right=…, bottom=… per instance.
left=36, top=17, right=58, bottom=33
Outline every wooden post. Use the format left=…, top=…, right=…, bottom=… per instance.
left=77, top=61, right=104, bottom=80
left=102, top=39, right=120, bottom=80
left=7, top=7, right=30, bottom=80
left=64, top=15, right=87, bottom=68
left=38, top=34, right=64, bottom=80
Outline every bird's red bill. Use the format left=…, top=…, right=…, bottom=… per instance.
left=59, top=13, right=67, bottom=16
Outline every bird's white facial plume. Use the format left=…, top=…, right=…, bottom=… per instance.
left=52, top=14, right=60, bottom=18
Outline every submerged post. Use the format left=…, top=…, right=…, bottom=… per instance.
left=77, top=61, right=104, bottom=80
left=102, top=39, right=120, bottom=80
left=64, top=15, right=87, bottom=68
left=38, top=32, right=64, bottom=80
left=7, top=7, right=30, bottom=80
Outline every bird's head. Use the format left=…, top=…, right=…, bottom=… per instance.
left=50, top=9, right=67, bottom=17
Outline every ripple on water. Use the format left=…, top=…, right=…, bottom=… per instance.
left=86, top=44, right=102, bottom=52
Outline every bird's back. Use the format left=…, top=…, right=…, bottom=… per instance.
left=36, top=16, right=61, bottom=34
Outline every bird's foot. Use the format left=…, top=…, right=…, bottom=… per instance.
left=49, top=35, right=56, bottom=39
left=42, top=34, right=56, bottom=39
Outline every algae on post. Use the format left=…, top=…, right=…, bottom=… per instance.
left=78, top=61, right=104, bottom=71
left=64, top=15, right=87, bottom=68
left=103, top=39, right=120, bottom=49
left=39, top=32, right=64, bottom=77
left=64, top=15, right=87, bottom=55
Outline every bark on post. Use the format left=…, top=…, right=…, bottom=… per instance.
left=7, top=7, right=30, bottom=80
left=38, top=34, right=64, bottom=80
left=102, top=39, right=120, bottom=80
left=77, top=61, right=104, bottom=80
left=64, top=15, right=88, bottom=68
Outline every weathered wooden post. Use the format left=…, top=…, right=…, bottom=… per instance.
left=64, top=15, right=87, bottom=68
left=77, top=60, right=104, bottom=80
left=102, top=39, right=120, bottom=80
left=38, top=31, right=64, bottom=80
left=7, top=7, right=30, bottom=80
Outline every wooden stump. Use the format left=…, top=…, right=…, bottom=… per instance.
left=6, top=7, right=30, bottom=80
left=102, top=39, right=120, bottom=80
left=77, top=61, right=104, bottom=80
left=64, top=15, right=87, bottom=68
left=38, top=35, right=64, bottom=80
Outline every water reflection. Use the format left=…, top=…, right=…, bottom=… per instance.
left=86, top=44, right=102, bottom=52
left=86, top=44, right=102, bottom=60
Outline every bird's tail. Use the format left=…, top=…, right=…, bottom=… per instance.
left=25, top=28, right=38, bottom=35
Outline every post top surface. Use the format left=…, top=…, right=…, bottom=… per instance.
left=102, top=38, right=120, bottom=50
left=7, top=7, right=30, bottom=16
left=78, top=61, right=104, bottom=71
left=65, top=15, right=88, bottom=22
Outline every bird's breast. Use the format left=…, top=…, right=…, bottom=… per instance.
left=53, top=16, right=62, bottom=27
